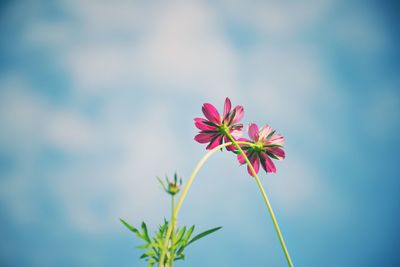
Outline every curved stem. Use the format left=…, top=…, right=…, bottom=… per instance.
left=158, top=141, right=252, bottom=267
left=226, top=133, right=294, bottom=267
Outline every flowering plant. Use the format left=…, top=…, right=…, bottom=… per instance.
left=121, top=98, right=293, bottom=267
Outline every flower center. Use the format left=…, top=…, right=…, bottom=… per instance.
left=252, top=141, right=264, bottom=152
left=219, top=123, right=230, bottom=135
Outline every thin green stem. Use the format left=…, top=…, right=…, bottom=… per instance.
left=169, top=195, right=175, bottom=267
left=158, top=141, right=251, bottom=267
left=226, top=133, right=294, bottom=267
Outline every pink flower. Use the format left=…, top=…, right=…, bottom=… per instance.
left=237, top=123, right=285, bottom=176
left=194, top=97, right=244, bottom=150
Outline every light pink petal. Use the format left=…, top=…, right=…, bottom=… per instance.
left=259, top=125, right=273, bottom=140
left=268, top=147, right=285, bottom=160
left=269, top=134, right=285, bottom=146
left=261, top=153, right=276, bottom=173
left=202, top=103, right=221, bottom=124
left=231, top=106, right=244, bottom=124
left=194, top=133, right=215, bottom=144
left=194, top=118, right=216, bottom=131
left=230, top=129, right=243, bottom=139
left=247, top=156, right=260, bottom=177
left=247, top=123, right=259, bottom=141
left=223, top=97, right=232, bottom=118
left=206, top=135, right=223, bottom=150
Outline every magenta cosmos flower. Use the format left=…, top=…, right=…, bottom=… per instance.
left=237, top=123, right=285, bottom=176
left=194, top=98, right=244, bottom=150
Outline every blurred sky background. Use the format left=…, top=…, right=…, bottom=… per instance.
left=0, top=0, right=399, bottom=266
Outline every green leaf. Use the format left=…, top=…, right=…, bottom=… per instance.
left=156, top=176, right=167, bottom=192
left=175, top=254, right=185, bottom=261
left=141, top=222, right=151, bottom=242
left=183, top=225, right=195, bottom=244
left=187, top=226, right=222, bottom=246
left=176, top=245, right=185, bottom=256
left=147, top=257, right=157, bottom=264
left=175, top=226, right=186, bottom=245
left=120, top=219, right=144, bottom=240
left=140, top=253, right=149, bottom=259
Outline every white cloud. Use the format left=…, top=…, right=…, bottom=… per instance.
left=0, top=75, right=184, bottom=232
left=267, top=154, right=325, bottom=216
left=51, top=101, right=184, bottom=233
left=134, top=1, right=237, bottom=98
left=6, top=0, right=351, bottom=234
left=24, top=0, right=239, bottom=99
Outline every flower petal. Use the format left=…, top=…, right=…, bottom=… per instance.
left=230, top=129, right=243, bottom=139
left=206, top=135, right=223, bottom=150
left=237, top=154, right=246, bottom=164
left=223, top=97, right=232, bottom=118
left=231, top=105, right=244, bottom=124
left=202, top=103, right=221, bottom=124
left=194, top=133, right=215, bottom=143
left=269, top=134, right=285, bottom=146
left=261, top=153, right=276, bottom=173
left=268, top=147, right=285, bottom=160
left=194, top=118, right=216, bottom=131
left=248, top=123, right=259, bottom=141
left=259, top=125, right=273, bottom=140
left=224, top=135, right=236, bottom=151
left=247, top=155, right=260, bottom=176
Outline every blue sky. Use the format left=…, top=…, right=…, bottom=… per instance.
left=0, top=0, right=399, bottom=266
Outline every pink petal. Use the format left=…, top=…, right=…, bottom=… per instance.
left=206, top=135, right=223, bottom=150
left=269, top=134, right=284, bottom=146
left=231, top=106, right=244, bottom=124
left=268, top=147, right=285, bottom=160
left=247, top=123, right=259, bottom=141
left=194, top=133, right=215, bottom=143
left=202, top=103, right=221, bottom=124
left=261, top=153, right=276, bottom=173
left=259, top=125, right=273, bottom=140
left=223, top=97, right=232, bottom=118
left=247, top=155, right=260, bottom=176
left=224, top=135, right=236, bottom=151
left=194, top=118, right=216, bottom=131
left=237, top=154, right=246, bottom=164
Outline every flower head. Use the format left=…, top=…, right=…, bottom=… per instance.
left=194, top=97, right=244, bottom=150
left=157, top=173, right=182, bottom=196
left=237, top=123, right=285, bottom=176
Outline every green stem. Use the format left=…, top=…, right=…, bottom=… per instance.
left=169, top=195, right=175, bottom=267
left=226, top=133, right=294, bottom=267
left=158, top=141, right=251, bottom=267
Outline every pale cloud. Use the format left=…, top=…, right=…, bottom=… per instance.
left=25, top=0, right=239, bottom=99
left=52, top=101, right=184, bottom=233
left=267, top=154, right=328, bottom=217
left=0, top=75, right=184, bottom=232
left=135, top=1, right=237, bottom=98
left=4, top=0, right=352, bottom=234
